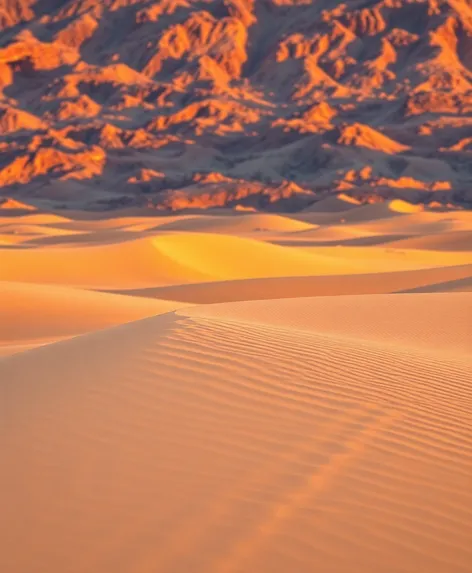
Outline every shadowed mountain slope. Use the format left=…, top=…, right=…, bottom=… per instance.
left=0, top=0, right=471, bottom=211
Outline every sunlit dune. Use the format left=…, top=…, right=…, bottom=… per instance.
left=0, top=235, right=214, bottom=288
left=0, top=230, right=386, bottom=288
left=1, top=199, right=472, bottom=573
left=1, top=207, right=471, bottom=289
left=147, top=213, right=317, bottom=234
left=154, top=232, right=372, bottom=279
left=388, top=199, right=424, bottom=214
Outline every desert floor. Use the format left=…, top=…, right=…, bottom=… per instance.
left=1, top=198, right=471, bottom=573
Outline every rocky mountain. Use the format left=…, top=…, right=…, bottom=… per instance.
left=0, top=0, right=471, bottom=211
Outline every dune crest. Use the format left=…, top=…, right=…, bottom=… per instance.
left=1, top=293, right=471, bottom=573
left=0, top=281, right=185, bottom=356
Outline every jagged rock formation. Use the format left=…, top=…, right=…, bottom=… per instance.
left=0, top=0, right=471, bottom=210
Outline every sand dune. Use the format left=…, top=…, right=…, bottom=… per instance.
left=3, top=208, right=472, bottom=290
left=0, top=281, right=184, bottom=356
left=1, top=294, right=471, bottom=573
left=296, top=210, right=471, bottom=239
left=387, top=230, right=472, bottom=252
left=270, top=224, right=377, bottom=243
left=353, top=211, right=472, bottom=236
left=147, top=213, right=316, bottom=234
left=114, top=264, right=472, bottom=304
left=190, top=293, right=472, bottom=359
left=0, top=235, right=214, bottom=288
left=304, top=198, right=422, bottom=218
left=0, top=232, right=378, bottom=288
left=305, top=245, right=472, bottom=271
left=1, top=201, right=471, bottom=573
left=278, top=204, right=468, bottom=247
left=301, top=202, right=408, bottom=225
left=0, top=213, right=72, bottom=226
left=1, top=2, right=471, bottom=570
left=0, top=225, right=86, bottom=246
left=401, top=276, right=472, bottom=294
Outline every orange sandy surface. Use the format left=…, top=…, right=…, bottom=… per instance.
left=1, top=201, right=472, bottom=573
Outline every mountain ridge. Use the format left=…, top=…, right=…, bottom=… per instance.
left=0, top=0, right=471, bottom=211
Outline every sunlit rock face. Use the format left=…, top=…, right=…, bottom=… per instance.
left=0, top=0, right=471, bottom=210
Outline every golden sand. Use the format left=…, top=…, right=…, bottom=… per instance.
left=1, top=203, right=471, bottom=573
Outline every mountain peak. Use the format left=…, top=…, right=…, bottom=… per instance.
left=0, top=0, right=471, bottom=210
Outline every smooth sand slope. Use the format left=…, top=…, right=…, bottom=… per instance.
left=1, top=202, right=471, bottom=573
left=0, top=281, right=185, bottom=356
left=1, top=294, right=471, bottom=573
left=113, top=264, right=472, bottom=304
left=0, top=232, right=370, bottom=288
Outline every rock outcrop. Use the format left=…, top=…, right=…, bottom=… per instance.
left=0, top=0, right=471, bottom=210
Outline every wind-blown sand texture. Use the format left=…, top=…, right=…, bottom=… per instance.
left=1, top=201, right=472, bottom=573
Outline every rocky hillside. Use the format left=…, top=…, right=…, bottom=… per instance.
left=0, top=0, right=471, bottom=211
